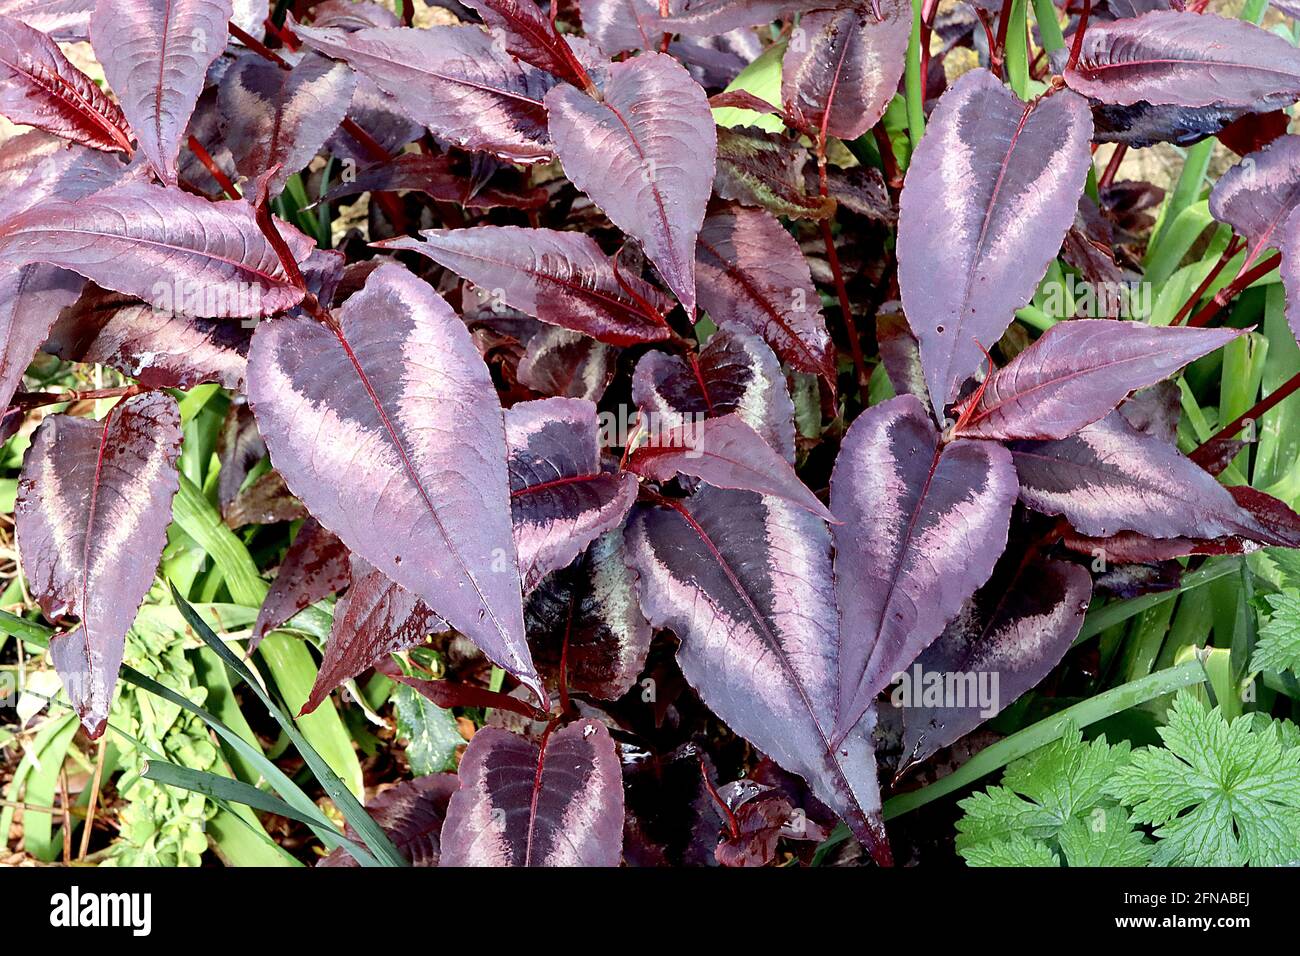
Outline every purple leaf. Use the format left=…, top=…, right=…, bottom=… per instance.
left=1010, top=409, right=1278, bottom=541
left=462, top=0, right=592, bottom=89
left=294, top=22, right=557, bottom=164
left=525, top=527, right=652, bottom=700
left=579, top=0, right=662, bottom=54
left=246, top=263, right=544, bottom=702
left=714, top=126, right=835, bottom=221
left=0, top=0, right=95, bottom=40
left=319, top=775, right=456, bottom=867
left=628, top=413, right=833, bottom=521
left=318, top=153, right=547, bottom=210
left=897, top=69, right=1093, bottom=410
left=830, top=394, right=1018, bottom=741
left=1064, top=11, right=1300, bottom=110
left=311, top=0, right=401, bottom=30
left=252, top=518, right=350, bottom=647
left=90, top=0, right=234, bottom=181
left=302, top=555, right=446, bottom=715
left=657, top=0, right=829, bottom=36
left=875, top=304, right=930, bottom=412
left=44, top=285, right=251, bottom=391
left=898, top=555, right=1092, bottom=775
left=218, top=50, right=357, bottom=196
left=625, top=487, right=892, bottom=864
left=713, top=779, right=829, bottom=866
left=631, top=322, right=795, bottom=461
left=378, top=227, right=674, bottom=346
left=1280, top=206, right=1300, bottom=344
left=506, top=397, right=637, bottom=592
left=0, top=13, right=132, bottom=153
left=695, top=206, right=834, bottom=384
left=1211, top=135, right=1300, bottom=273
left=0, top=181, right=310, bottom=318
left=15, top=393, right=182, bottom=736
left=545, top=52, right=716, bottom=315
left=517, top=327, right=617, bottom=402
left=440, top=720, right=624, bottom=866
left=780, top=0, right=910, bottom=142
left=1120, top=381, right=1181, bottom=444
left=952, top=320, right=1242, bottom=441
left=222, top=470, right=306, bottom=528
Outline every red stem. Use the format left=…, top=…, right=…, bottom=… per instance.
left=820, top=218, right=866, bottom=391
left=991, top=0, right=1016, bottom=80
left=1065, top=0, right=1092, bottom=74
left=187, top=135, right=240, bottom=200
left=1186, top=252, right=1281, bottom=328
left=1172, top=236, right=1245, bottom=326
left=1098, top=143, right=1126, bottom=190
left=1196, top=368, right=1300, bottom=452
left=9, top=386, right=141, bottom=410
left=697, top=753, right=740, bottom=840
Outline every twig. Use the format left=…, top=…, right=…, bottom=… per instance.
left=78, top=737, right=108, bottom=861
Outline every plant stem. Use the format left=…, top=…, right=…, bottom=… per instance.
left=187, top=135, right=240, bottom=200
left=1196, top=366, right=1300, bottom=451
left=1186, top=252, right=1281, bottom=328
left=1098, top=143, right=1126, bottom=190
left=819, top=218, right=867, bottom=391
left=883, top=659, right=1206, bottom=818
left=1172, top=236, right=1245, bottom=326
left=9, top=386, right=140, bottom=409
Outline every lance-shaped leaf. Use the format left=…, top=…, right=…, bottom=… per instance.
left=658, top=0, right=829, bottom=36
left=463, top=0, right=591, bottom=89
left=246, top=263, right=543, bottom=701
left=1211, top=135, right=1300, bottom=273
left=628, top=414, right=833, bottom=521
left=0, top=0, right=95, bottom=40
left=253, top=517, right=351, bottom=644
left=378, top=227, right=674, bottom=347
left=440, top=720, right=624, bottom=866
left=218, top=51, right=357, bottom=196
left=295, top=23, right=556, bottom=164
left=506, top=397, right=637, bottom=592
left=1063, top=12, right=1300, bottom=111
left=90, top=0, right=233, bottom=181
left=0, top=13, right=132, bottom=153
left=1010, top=409, right=1279, bottom=541
left=303, top=556, right=446, bottom=715
left=319, top=775, right=456, bottom=867
left=695, top=207, right=833, bottom=383
left=625, top=487, right=892, bottom=864
left=713, top=126, right=834, bottom=220
left=875, top=304, right=930, bottom=412
left=318, top=153, right=547, bottom=210
left=545, top=53, right=715, bottom=315
left=632, top=322, right=795, bottom=461
left=517, top=327, right=617, bottom=402
left=899, top=556, right=1092, bottom=775
left=1281, top=206, right=1300, bottom=344
left=45, top=286, right=251, bottom=391
left=15, top=393, right=182, bottom=736
left=0, top=182, right=310, bottom=317
left=952, top=320, right=1243, bottom=441
left=897, top=69, right=1093, bottom=410
left=830, top=394, right=1018, bottom=741
left=579, top=0, right=661, bottom=54
left=525, top=527, right=652, bottom=700
left=780, top=0, right=909, bottom=142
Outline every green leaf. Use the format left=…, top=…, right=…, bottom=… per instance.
left=962, top=833, right=1060, bottom=867
left=1057, top=807, right=1154, bottom=867
left=1106, top=690, right=1300, bottom=866
left=393, top=683, right=462, bottom=775
left=1254, top=590, right=1300, bottom=676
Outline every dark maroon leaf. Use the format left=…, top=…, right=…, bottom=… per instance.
left=898, top=555, right=1092, bottom=775
left=44, top=286, right=251, bottom=391
left=713, top=779, right=829, bottom=867
left=463, top=0, right=591, bottom=89
left=1218, top=110, right=1291, bottom=158
left=1211, top=135, right=1300, bottom=273
left=1064, top=11, right=1300, bottom=111
left=319, top=775, right=456, bottom=867
left=545, top=52, right=715, bottom=315
left=15, top=393, right=182, bottom=736
left=1061, top=529, right=1251, bottom=564
left=952, top=320, right=1242, bottom=441
left=90, top=0, right=233, bottom=181
left=318, top=153, right=546, bottom=210
left=517, top=327, right=617, bottom=402
left=302, top=555, right=446, bottom=715
left=0, top=182, right=311, bottom=318
left=378, top=658, right=551, bottom=721
left=218, top=50, right=357, bottom=196
left=825, top=165, right=894, bottom=223
left=325, top=74, right=423, bottom=162
left=440, top=719, right=624, bottom=866
left=695, top=207, right=833, bottom=384
left=0, top=0, right=95, bottom=40
left=713, top=126, right=835, bottom=220
left=222, top=469, right=306, bottom=528
left=378, top=227, right=674, bottom=347
left=506, top=397, right=637, bottom=592
left=1091, top=99, right=1253, bottom=149
left=253, top=517, right=351, bottom=645
left=295, top=22, right=557, bottom=164
left=1228, top=484, right=1300, bottom=549
left=897, top=68, right=1093, bottom=410
left=1010, top=409, right=1280, bottom=541
left=657, top=0, right=828, bottom=36
left=780, top=0, right=909, bottom=142
left=625, top=487, right=892, bottom=864
left=1119, top=381, right=1181, bottom=444
left=0, top=13, right=132, bottom=153
left=524, top=527, right=653, bottom=700
left=628, top=413, right=833, bottom=521
left=631, top=322, right=795, bottom=461
left=875, top=303, right=930, bottom=411
left=831, top=395, right=1018, bottom=741
left=246, top=263, right=544, bottom=702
